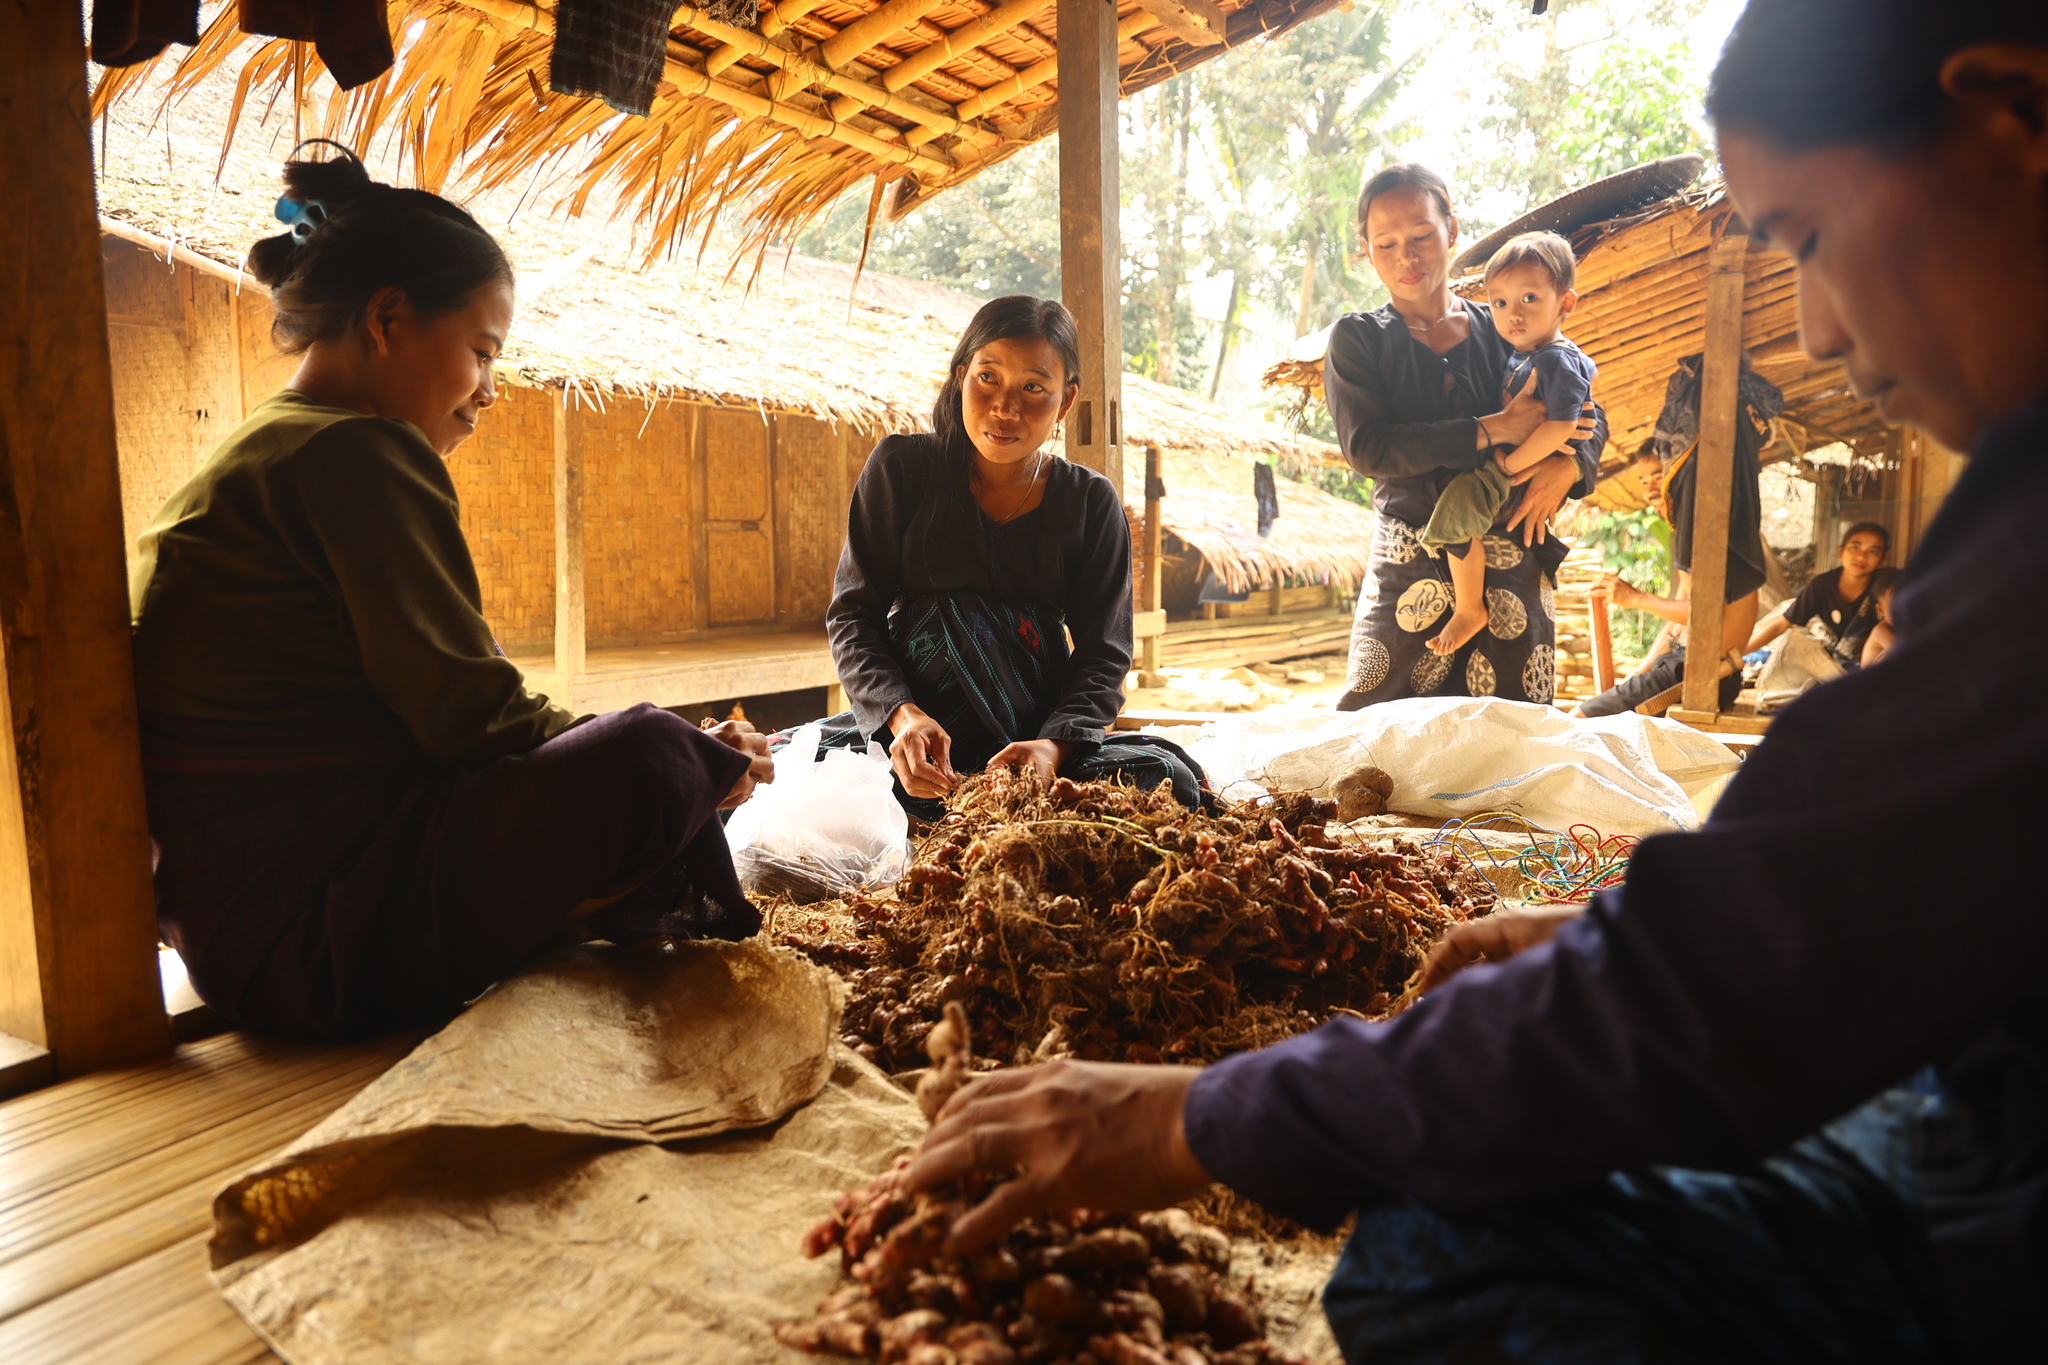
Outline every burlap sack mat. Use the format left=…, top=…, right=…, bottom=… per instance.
left=208, top=939, right=926, bottom=1365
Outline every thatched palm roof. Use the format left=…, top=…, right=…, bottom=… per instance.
left=92, top=0, right=1340, bottom=262
left=95, top=76, right=1367, bottom=583
left=1264, top=184, right=1890, bottom=511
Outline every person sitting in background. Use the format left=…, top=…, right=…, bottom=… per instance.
left=1570, top=447, right=1756, bottom=718
left=1862, top=571, right=1900, bottom=666
left=1749, top=521, right=1891, bottom=666
left=823, top=296, right=1206, bottom=819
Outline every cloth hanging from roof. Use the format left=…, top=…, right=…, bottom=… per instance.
left=549, top=0, right=680, bottom=117
left=1653, top=352, right=1779, bottom=604
left=236, top=0, right=395, bottom=90
left=90, top=0, right=199, bottom=66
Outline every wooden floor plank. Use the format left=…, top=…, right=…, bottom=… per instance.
left=0, top=1050, right=401, bottom=1317
left=0, top=1033, right=299, bottom=1152
left=0, top=1034, right=412, bottom=1209
left=0, top=1233, right=280, bottom=1365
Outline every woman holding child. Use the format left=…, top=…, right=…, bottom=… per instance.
left=1328, top=164, right=1605, bottom=710
left=826, top=296, right=1206, bottom=817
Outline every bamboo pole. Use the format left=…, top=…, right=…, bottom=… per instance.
left=1589, top=586, right=1615, bottom=693
left=446, top=0, right=957, bottom=175
left=668, top=2, right=1001, bottom=148
left=821, top=0, right=950, bottom=70
left=1141, top=444, right=1164, bottom=677
left=1680, top=228, right=1749, bottom=716
left=552, top=399, right=587, bottom=677
left=1058, top=0, right=1124, bottom=491
left=708, top=0, right=829, bottom=74
left=880, top=0, right=1051, bottom=93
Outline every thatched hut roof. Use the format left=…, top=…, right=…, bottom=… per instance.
left=95, top=79, right=1366, bottom=584
left=1264, top=183, right=1890, bottom=512
left=92, top=0, right=1341, bottom=262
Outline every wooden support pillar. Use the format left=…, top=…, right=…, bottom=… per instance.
left=1681, top=228, right=1748, bottom=716
left=552, top=397, right=587, bottom=676
left=0, top=0, right=172, bottom=1074
left=1057, top=0, right=1123, bottom=491
left=1140, top=444, right=1163, bottom=676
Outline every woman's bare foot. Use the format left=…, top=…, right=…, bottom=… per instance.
left=1427, top=601, right=1489, bottom=656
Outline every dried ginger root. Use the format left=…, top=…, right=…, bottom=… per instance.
left=780, top=768, right=1492, bottom=1075
left=777, top=1166, right=1300, bottom=1365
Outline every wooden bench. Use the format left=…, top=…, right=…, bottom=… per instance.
left=0, top=1030, right=418, bottom=1364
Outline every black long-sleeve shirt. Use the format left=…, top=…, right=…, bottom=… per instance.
left=1323, top=300, right=1601, bottom=527
left=827, top=433, right=1133, bottom=749
left=1183, top=395, right=2048, bottom=1362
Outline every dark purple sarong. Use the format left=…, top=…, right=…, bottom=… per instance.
left=142, top=703, right=753, bottom=1040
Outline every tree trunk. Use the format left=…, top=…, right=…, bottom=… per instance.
left=1209, top=268, right=1242, bottom=401
left=1294, top=222, right=1319, bottom=340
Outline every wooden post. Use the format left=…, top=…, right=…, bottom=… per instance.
left=1589, top=587, right=1616, bottom=694
left=552, top=396, right=586, bottom=676
left=1057, top=0, right=1123, bottom=491
left=1680, top=228, right=1748, bottom=716
left=1140, top=444, right=1163, bottom=676
left=0, top=0, right=172, bottom=1074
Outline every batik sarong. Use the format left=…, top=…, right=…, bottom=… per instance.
left=1338, top=516, right=1566, bottom=709
left=815, top=588, right=1208, bottom=816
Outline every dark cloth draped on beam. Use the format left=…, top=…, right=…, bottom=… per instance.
left=236, top=0, right=395, bottom=90
left=1183, top=395, right=2048, bottom=1363
left=1654, top=351, right=1780, bottom=603
left=144, top=703, right=753, bottom=1041
left=90, top=0, right=199, bottom=67
left=548, top=0, right=681, bottom=117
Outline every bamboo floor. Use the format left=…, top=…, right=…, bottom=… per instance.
left=0, top=1029, right=420, bottom=1364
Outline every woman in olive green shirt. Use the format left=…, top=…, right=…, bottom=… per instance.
left=132, top=147, right=771, bottom=1040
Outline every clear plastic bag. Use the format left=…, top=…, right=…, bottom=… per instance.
left=723, top=723, right=911, bottom=902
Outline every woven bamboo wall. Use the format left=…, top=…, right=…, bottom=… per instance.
left=703, top=406, right=776, bottom=627
left=445, top=386, right=556, bottom=649
left=234, top=288, right=299, bottom=413
left=103, top=244, right=244, bottom=556
left=582, top=399, right=696, bottom=646
left=774, top=412, right=844, bottom=626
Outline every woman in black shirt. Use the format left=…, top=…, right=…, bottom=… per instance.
left=1750, top=521, right=1892, bottom=666
left=826, top=297, right=1203, bottom=815
left=1328, top=164, right=1605, bottom=709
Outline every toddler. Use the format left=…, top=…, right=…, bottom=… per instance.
left=1421, top=231, right=1596, bottom=656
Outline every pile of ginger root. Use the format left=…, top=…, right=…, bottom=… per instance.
left=777, top=1005, right=1310, bottom=1365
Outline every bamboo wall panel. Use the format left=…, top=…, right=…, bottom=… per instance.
left=773, top=414, right=842, bottom=626
left=103, top=251, right=242, bottom=558
left=581, top=400, right=697, bottom=646
left=703, top=407, right=774, bottom=625
left=233, top=291, right=297, bottom=416
left=446, top=387, right=555, bottom=650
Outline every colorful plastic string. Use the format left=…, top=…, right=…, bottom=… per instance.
left=1420, top=812, right=1639, bottom=904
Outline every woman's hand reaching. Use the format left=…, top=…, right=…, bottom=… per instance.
left=899, top=1059, right=1213, bottom=1254
left=890, top=703, right=958, bottom=799
left=986, top=737, right=1072, bottom=788
left=1415, top=902, right=1584, bottom=993
left=701, top=718, right=774, bottom=809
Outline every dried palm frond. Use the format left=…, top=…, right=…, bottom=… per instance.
left=93, top=0, right=1340, bottom=266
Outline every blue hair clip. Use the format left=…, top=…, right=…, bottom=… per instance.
left=273, top=196, right=329, bottom=243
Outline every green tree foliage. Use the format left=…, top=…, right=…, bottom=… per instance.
left=792, top=0, right=1710, bottom=400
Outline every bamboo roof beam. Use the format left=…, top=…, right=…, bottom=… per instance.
left=821, top=0, right=951, bottom=70
left=1133, top=0, right=1226, bottom=47
left=943, top=9, right=1156, bottom=129
left=879, top=0, right=1051, bottom=93
left=447, top=0, right=957, bottom=173
left=707, top=0, right=831, bottom=74
left=669, top=3, right=1002, bottom=148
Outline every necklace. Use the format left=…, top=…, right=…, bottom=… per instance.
left=1401, top=300, right=1460, bottom=332
left=983, top=448, right=1047, bottom=524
